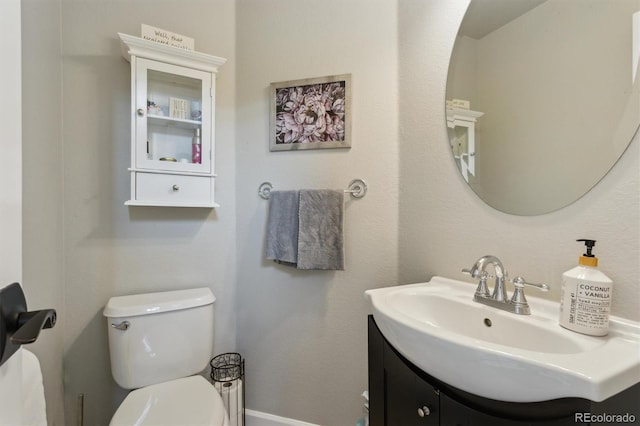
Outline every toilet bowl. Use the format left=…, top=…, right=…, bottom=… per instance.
left=104, top=288, right=229, bottom=425
left=110, top=376, right=228, bottom=426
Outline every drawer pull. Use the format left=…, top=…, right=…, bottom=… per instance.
left=172, top=185, right=180, bottom=192
left=417, top=406, right=430, bottom=417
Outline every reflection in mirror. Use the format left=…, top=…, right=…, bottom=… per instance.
left=446, top=0, right=640, bottom=215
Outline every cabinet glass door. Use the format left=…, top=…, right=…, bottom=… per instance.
left=135, top=58, right=212, bottom=173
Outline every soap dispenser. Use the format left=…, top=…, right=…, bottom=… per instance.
left=559, top=239, right=613, bottom=336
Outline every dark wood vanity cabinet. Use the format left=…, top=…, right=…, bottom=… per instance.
left=368, top=315, right=639, bottom=426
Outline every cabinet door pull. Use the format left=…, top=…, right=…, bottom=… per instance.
left=417, top=406, right=430, bottom=417
left=172, top=184, right=180, bottom=192
left=137, top=108, right=145, bottom=117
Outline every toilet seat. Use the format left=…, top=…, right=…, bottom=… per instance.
left=109, top=375, right=229, bottom=426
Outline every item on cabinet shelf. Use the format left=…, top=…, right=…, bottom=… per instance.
left=559, top=239, right=613, bottom=336
left=191, top=101, right=202, bottom=121
left=147, top=100, right=163, bottom=116
left=169, top=97, right=190, bottom=120
left=159, top=157, right=177, bottom=162
left=192, top=128, right=202, bottom=164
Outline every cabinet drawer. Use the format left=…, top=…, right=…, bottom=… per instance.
left=135, top=173, right=213, bottom=206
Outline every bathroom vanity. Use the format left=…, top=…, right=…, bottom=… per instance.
left=368, top=315, right=640, bottom=426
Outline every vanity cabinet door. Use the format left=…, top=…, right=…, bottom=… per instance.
left=441, top=393, right=583, bottom=426
left=383, top=341, right=439, bottom=426
left=369, top=315, right=439, bottom=426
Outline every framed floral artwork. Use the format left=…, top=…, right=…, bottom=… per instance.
left=270, top=74, right=351, bottom=151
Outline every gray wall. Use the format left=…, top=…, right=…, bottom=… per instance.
left=18, top=0, right=640, bottom=425
left=21, top=0, right=66, bottom=424
left=235, top=0, right=399, bottom=424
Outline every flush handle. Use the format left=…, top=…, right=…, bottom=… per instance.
left=111, top=321, right=130, bottom=331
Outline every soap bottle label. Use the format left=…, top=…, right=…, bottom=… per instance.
left=560, top=276, right=612, bottom=336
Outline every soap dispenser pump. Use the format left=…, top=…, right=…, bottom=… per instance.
left=559, top=239, right=613, bottom=336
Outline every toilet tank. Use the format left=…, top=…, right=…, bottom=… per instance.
left=103, top=288, right=215, bottom=389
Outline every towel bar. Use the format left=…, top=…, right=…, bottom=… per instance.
left=258, top=179, right=367, bottom=200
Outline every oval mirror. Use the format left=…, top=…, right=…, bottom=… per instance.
left=446, top=0, right=640, bottom=215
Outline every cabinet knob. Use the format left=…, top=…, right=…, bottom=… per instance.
left=172, top=185, right=180, bottom=192
left=137, top=108, right=145, bottom=117
left=417, top=406, right=431, bottom=417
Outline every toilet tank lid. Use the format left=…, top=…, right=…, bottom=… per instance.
left=103, top=288, right=215, bottom=318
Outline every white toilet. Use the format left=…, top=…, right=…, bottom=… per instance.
left=103, top=288, right=229, bottom=426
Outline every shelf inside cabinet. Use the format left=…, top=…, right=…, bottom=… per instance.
left=148, top=114, right=202, bottom=130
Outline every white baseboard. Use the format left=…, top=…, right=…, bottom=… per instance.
left=245, top=409, right=321, bottom=426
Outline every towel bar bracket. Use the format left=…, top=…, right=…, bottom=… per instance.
left=258, top=182, right=273, bottom=200
left=347, top=178, right=367, bottom=199
left=258, top=179, right=367, bottom=200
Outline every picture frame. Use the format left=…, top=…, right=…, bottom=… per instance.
left=270, top=74, right=351, bottom=151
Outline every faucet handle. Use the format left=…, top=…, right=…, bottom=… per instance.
left=462, top=267, right=493, bottom=279
left=511, top=276, right=550, bottom=292
left=461, top=267, right=478, bottom=278
left=475, top=271, right=491, bottom=298
left=462, top=269, right=491, bottom=298
left=510, top=276, right=550, bottom=314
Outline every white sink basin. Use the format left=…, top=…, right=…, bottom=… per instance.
left=365, top=276, right=640, bottom=403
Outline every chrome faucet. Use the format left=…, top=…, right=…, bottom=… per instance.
left=462, top=255, right=507, bottom=301
left=462, top=255, right=549, bottom=315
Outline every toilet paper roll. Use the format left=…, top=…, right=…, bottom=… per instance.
left=22, top=349, right=47, bottom=426
left=214, top=378, right=243, bottom=426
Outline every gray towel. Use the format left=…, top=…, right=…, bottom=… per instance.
left=265, top=189, right=345, bottom=270
left=297, top=189, right=345, bottom=270
left=265, top=190, right=299, bottom=264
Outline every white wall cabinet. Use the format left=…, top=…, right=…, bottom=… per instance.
left=446, top=107, right=483, bottom=183
left=118, top=33, right=226, bottom=207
